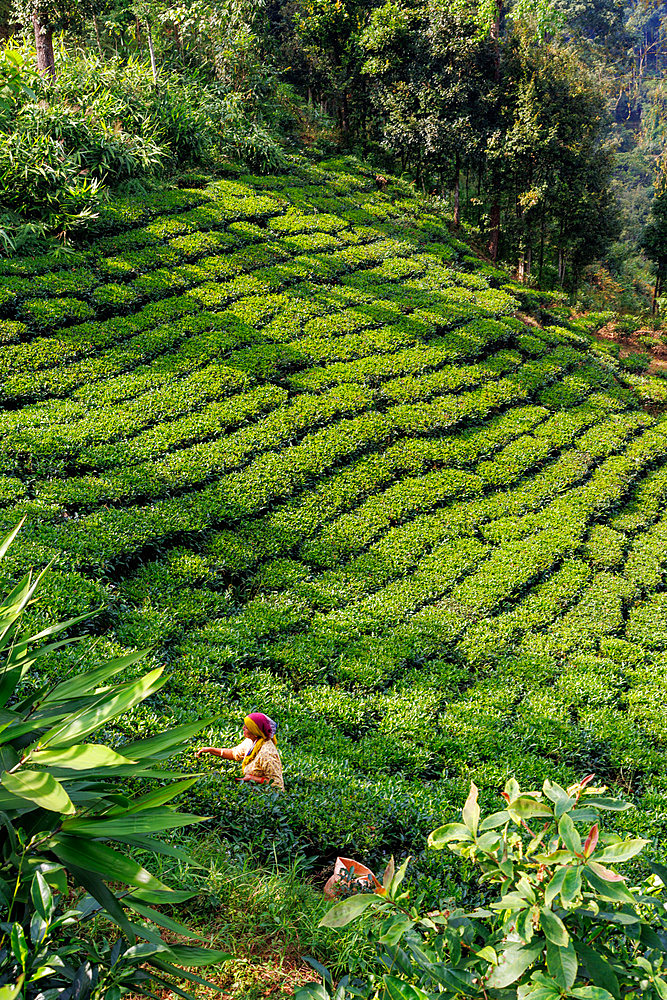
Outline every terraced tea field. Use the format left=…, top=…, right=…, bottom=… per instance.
left=4, top=156, right=667, bottom=875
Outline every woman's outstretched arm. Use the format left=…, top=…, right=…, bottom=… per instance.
left=196, top=746, right=237, bottom=760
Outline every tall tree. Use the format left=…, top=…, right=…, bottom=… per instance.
left=642, top=158, right=667, bottom=311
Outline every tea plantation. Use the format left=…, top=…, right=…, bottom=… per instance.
left=3, top=156, right=667, bottom=885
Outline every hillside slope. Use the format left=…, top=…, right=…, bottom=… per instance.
left=2, top=156, right=667, bottom=870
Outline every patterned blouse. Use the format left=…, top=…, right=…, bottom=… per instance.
left=230, top=737, right=284, bottom=791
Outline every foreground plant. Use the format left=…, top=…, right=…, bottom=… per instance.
left=0, top=523, right=228, bottom=999
left=303, top=774, right=667, bottom=1000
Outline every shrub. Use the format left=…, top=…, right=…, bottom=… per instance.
left=0, top=132, right=101, bottom=237
left=619, top=352, right=651, bottom=374
left=304, top=776, right=664, bottom=1000
left=0, top=522, right=229, bottom=997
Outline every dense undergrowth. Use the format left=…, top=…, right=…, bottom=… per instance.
left=4, top=156, right=667, bottom=983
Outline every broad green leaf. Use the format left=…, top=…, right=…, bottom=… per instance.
left=428, top=823, right=472, bottom=848
left=518, top=972, right=561, bottom=1000
left=480, top=810, right=510, bottom=831
left=546, top=939, right=577, bottom=990
left=569, top=808, right=599, bottom=822
left=581, top=797, right=632, bottom=812
left=391, top=854, right=410, bottom=895
left=39, top=667, right=166, bottom=749
left=509, top=797, right=553, bottom=820
left=27, top=744, right=135, bottom=770
left=594, top=910, right=639, bottom=926
left=462, top=782, right=480, bottom=836
left=574, top=940, right=620, bottom=1000
left=10, top=923, right=27, bottom=965
left=119, top=716, right=218, bottom=762
left=587, top=861, right=623, bottom=883
left=505, top=777, right=521, bottom=800
left=649, top=861, right=667, bottom=887
left=52, top=836, right=171, bottom=893
left=40, top=649, right=149, bottom=705
left=159, top=944, right=232, bottom=968
left=561, top=866, right=582, bottom=903
left=654, top=978, right=667, bottom=1000
left=65, top=864, right=134, bottom=941
left=596, top=839, right=647, bottom=864
left=487, top=942, right=543, bottom=988
left=0, top=745, right=19, bottom=771
left=570, top=988, right=615, bottom=1000
left=540, top=907, right=569, bottom=946
left=543, top=780, right=575, bottom=818
left=378, top=915, right=414, bottom=945
left=382, top=856, right=395, bottom=891
left=545, top=868, right=567, bottom=907
left=516, top=906, right=537, bottom=943
left=123, top=941, right=170, bottom=962
left=583, top=866, right=635, bottom=903
left=1, top=769, right=75, bottom=815
left=319, top=893, right=378, bottom=928
left=559, top=814, right=582, bottom=855
left=382, top=976, right=429, bottom=1000
left=30, top=872, right=53, bottom=922
left=125, top=899, right=202, bottom=940
left=0, top=978, right=23, bottom=1000
left=61, top=808, right=206, bottom=838
left=112, top=777, right=198, bottom=815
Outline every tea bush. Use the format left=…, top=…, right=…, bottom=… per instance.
left=1, top=153, right=667, bottom=901
left=303, top=777, right=667, bottom=1000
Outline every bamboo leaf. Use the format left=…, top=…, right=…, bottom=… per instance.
left=39, top=667, right=166, bottom=748
left=41, top=649, right=149, bottom=704
left=27, top=744, right=135, bottom=770
left=61, top=808, right=206, bottom=838
left=53, top=836, right=171, bottom=893
left=1, top=769, right=75, bottom=815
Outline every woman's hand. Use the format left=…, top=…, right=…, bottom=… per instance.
left=195, top=746, right=221, bottom=758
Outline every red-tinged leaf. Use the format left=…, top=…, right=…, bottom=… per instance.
left=583, top=824, right=599, bottom=858
left=587, top=861, right=624, bottom=882
left=581, top=775, right=596, bottom=788
left=501, top=791, right=510, bottom=803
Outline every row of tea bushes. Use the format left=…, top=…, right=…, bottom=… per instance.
left=6, top=155, right=667, bottom=876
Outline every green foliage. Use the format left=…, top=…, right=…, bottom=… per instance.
left=0, top=131, right=101, bottom=239
left=0, top=48, right=36, bottom=111
left=305, top=777, right=667, bottom=1000
left=0, top=522, right=229, bottom=997
left=1, top=155, right=667, bottom=912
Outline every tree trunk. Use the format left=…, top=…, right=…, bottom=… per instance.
left=146, top=21, right=158, bottom=90
left=32, top=12, right=55, bottom=79
left=93, top=15, right=103, bottom=57
left=488, top=188, right=500, bottom=262
left=538, top=203, right=546, bottom=287
left=652, top=271, right=662, bottom=314
left=558, top=248, right=565, bottom=285
left=135, top=16, right=142, bottom=43
left=453, top=153, right=460, bottom=228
